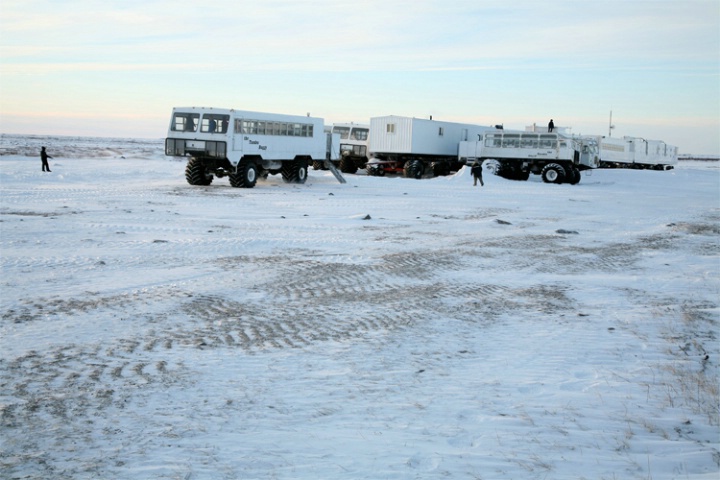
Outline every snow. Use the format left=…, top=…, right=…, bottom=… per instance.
left=1, top=134, right=718, bottom=479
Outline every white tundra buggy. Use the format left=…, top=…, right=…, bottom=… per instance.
left=165, top=107, right=344, bottom=187
left=459, top=130, right=600, bottom=184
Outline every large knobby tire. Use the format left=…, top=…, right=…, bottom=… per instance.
left=431, top=161, right=450, bottom=177
left=495, top=163, right=529, bottom=181
left=282, top=158, right=308, bottom=184
left=516, top=170, right=531, bottom=181
left=229, top=161, right=257, bottom=188
left=339, top=156, right=358, bottom=174
left=404, top=160, right=423, bottom=179
left=541, top=163, right=566, bottom=184
left=185, top=157, right=213, bottom=186
left=568, top=168, right=581, bottom=185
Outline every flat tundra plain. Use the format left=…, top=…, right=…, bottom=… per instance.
left=0, top=140, right=718, bottom=479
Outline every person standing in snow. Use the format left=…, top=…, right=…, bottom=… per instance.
left=41, top=146, right=53, bottom=172
left=471, top=160, right=484, bottom=187
left=548, top=119, right=555, bottom=133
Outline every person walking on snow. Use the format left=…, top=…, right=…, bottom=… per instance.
left=41, top=146, right=53, bottom=172
left=548, top=119, right=555, bottom=133
left=471, top=160, right=484, bottom=187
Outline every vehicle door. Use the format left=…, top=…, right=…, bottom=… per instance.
left=232, top=117, right=244, bottom=153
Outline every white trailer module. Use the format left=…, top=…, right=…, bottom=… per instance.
left=165, top=107, right=344, bottom=188
left=367, top=115, right=492, bottom=178
left=587, top=136, right=678, bottom=170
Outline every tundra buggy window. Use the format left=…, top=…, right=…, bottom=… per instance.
left=484, top=134, right=501, bottom=147
left=502, top=135, right=520, bottom=148
left=201, top=114, right=229, bottom=133
left=234, top=119, right=315, bottom=137
left=539, top=135, right=556, bottom=149
left=521, top=134, right=539, bottom=149
left=172, top=113, right=200, bottom=132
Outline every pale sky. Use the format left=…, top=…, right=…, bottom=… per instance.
left=1, top=0, right=719, bottom=155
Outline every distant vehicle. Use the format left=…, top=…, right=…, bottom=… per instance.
left=316, top=123, right=369, bottom=174
left=165, top=107, right=345, bottom=187
left=367, top=115, right=492, bottom=178
left=587, top=135, right=678, bottom=170
left=459, top=131, right=600, bottom=184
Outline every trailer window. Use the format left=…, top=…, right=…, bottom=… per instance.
left=387, top=124, right=396, bottom=134
left=438, top=127, right=444, bottom=136
left=172, top=113, right=200, bottom=132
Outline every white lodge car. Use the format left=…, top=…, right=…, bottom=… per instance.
left=588, top=135, right=678, bottom=170
left=165, top=107, right=335, bottom=188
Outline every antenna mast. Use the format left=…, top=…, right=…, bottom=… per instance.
left=609, top=110, right=615, bottom=137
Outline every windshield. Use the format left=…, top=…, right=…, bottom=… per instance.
left=333, top=126, right=350, bottom=139
left=351, top=128, right=369, bottom=141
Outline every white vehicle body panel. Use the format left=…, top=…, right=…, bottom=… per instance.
left=588, top=135, right=678, bottom=169
left=369, top=116, right=491, bottom=156
left=166, top=107, right=327, bottom=167
left=459, top=131, right=599, bottom=170
left=332, top=123, right=369, bottom=158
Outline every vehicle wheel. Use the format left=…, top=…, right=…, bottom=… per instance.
left=282, top=158, right=308, bottom=183
left=495, top=163, right=528, bottom=181
left=404, top=160, right=423, bottom=179
left=312, top=160, right=326, bottom=170
left=185, top=157, right=213, bottom=186
left=541, top=163, right=565, bottom=184
left=568, top=168, right=581, bottom=185
left=432, top=161, right=450, bottom=177
left=229, top=161, right=257, bottom=188
left=339, top=156, right=358, bottom=174
left=516, top=170, right=530, bottom=181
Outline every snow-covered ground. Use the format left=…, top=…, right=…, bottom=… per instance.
left=1, top=135, right=718, bottom=479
